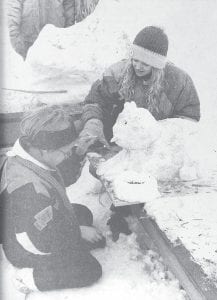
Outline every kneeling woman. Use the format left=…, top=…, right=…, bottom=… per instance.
left=1, top=106, right=105, bottom=292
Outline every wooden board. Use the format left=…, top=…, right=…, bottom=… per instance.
left=134, top=208, right=217, bottom=300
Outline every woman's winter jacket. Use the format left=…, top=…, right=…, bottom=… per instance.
left=82, top=59, right=200, bottom=140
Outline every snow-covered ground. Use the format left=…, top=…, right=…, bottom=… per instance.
left=1, top=0, right=217, bottom=299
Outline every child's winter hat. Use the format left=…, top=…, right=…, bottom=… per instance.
left=131, top=26, right=168, bottom=69
left=20, top=105, right=77, bottom=150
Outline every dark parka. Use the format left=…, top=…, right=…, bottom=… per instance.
left=82, top=59, right=200, bottom=141
left=1, top=155, right=102, bottom=291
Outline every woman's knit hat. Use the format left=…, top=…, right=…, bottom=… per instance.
left=131, top=26, right=168, bottom=69
left=20, top=105, right=77, bottom=150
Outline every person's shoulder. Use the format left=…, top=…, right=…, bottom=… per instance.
left=103, top=59, right=129, bottom=81
left=2, top=157, right=51, bottom=198
left=164, top=62, right=193, bottom=86
left=165, top=62, right=189, bottom=78
left=108, top=59, right=129, bottom=71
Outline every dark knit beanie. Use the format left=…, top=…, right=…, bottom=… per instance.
left=133, top=26, right=168, bottom=56
left=131, top=26, right=168, bottom=69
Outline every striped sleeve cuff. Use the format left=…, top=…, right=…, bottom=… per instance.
left=81, top=104, right=103, bottom=124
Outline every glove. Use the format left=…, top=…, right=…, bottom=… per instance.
left=107, top=213, right=132, bottom=242
left=76, top=119, right=110, bottom=155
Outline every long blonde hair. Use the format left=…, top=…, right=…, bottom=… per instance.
left=119, top=60, right=165, bottom=115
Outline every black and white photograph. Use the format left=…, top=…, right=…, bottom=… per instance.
left=0, top=0, right=217, bottom=299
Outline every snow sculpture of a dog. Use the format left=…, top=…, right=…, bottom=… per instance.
left=97, top=102, right=203, bottom=182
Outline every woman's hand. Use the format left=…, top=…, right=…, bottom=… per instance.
left=80, top=225, right=103, bottom=243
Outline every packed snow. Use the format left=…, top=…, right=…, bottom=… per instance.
left=97, top=102, right=217, bottom=182
left=112, top=170, right=160, bottom=203
left=2, top=0, right=217, bottom=299
left=144, top=193, right=217, bottom=284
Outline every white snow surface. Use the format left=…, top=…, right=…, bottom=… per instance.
left=145, top=193, right=217, bottom=283
left=112, top=170, right=160, bottom=203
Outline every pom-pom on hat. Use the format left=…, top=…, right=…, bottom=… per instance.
left=20, top=105, right=77, bottom=150
left=131, top=26, right=168, bottom=69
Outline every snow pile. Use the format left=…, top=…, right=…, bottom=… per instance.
left=145, top=193, right=217, bottom=282
left=113, top=170, right=160, bottom=203
left=26, top=0, right=132, bottom=78
left=98, top=102, right=217, bottom=187
left=20, top=0, right=133, bottom=109
left=112, top=102, right=161, bottom=150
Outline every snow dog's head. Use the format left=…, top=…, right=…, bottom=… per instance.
left=112, top=102, right=161, bottom=149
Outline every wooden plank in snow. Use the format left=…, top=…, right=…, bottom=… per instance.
left=132, top=207, right=217, bottom=300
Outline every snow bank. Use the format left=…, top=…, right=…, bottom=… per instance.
left=145, top=193, right=217, bottom=283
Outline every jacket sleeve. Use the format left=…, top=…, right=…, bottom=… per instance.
left=173, top=75, right=200, bottom=121
left=63, top=0, right=76, bottom=27
left=82, top=64, right=123, bottom=125
left=3, top=183, right=81, bottom=268
left=7, top=0, right=26, bottom=58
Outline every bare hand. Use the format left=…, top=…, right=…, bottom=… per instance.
left=80, top=226, right=103, bottom=243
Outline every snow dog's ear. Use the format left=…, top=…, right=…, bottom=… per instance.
left=123, top=102, right=131, bottom=111
left=122, top=102, right=138, bottom=120
left=124, top=101, right=137, bottom=111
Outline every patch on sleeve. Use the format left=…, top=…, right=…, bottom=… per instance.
left=34, top=205, right=53, bottom=231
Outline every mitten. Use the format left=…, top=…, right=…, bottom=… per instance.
left=107, top=213, right=132, bottom=242
left=76, top=119, right=109, bottom=155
